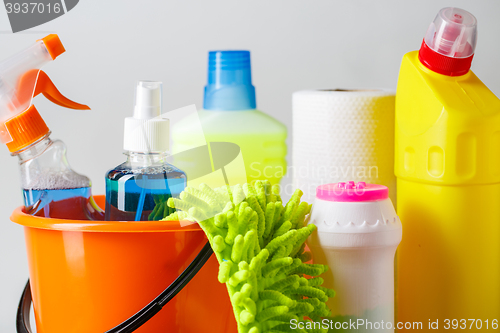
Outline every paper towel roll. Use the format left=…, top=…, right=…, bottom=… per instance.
left=292, top=89, right=396, bottom=204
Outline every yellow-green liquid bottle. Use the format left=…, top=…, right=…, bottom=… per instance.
left=172, top=51, right=287, bottom=187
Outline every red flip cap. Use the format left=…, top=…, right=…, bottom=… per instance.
left=418, top=7, right=477, bottom=77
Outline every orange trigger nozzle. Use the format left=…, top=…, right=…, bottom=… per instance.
left=33, top=71, right=90, bottom=110
left=38, top=34, right=65, bottom=60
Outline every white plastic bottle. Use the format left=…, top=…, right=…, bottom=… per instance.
left=308, top=181, right=402, bottom=332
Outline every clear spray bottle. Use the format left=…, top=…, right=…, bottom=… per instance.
left=0, top=35, right=103, bottom=220
left=105, top=81, right=186, bottom=221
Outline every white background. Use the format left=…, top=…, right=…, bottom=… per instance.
left=0, top=0, right=499, bottom=331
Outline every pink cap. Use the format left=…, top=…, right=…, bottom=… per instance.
left=316, top=182, right=389, bottom=202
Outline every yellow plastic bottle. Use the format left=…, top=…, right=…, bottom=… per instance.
left=396, top=8, right=500, bottom=327
left=172, top=51, right=287, bottom=187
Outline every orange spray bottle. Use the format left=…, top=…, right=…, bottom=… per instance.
left=0, top=35, right=103, bottom=220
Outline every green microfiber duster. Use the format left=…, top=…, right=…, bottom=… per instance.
left=163, top=181, right=335, bottom=333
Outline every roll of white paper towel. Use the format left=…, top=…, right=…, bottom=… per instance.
left=292, top=89, right=396, bottom=204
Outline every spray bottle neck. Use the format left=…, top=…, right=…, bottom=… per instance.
left=125, top=151, right=169, bottom=167
left=13, top=134, right=52, bottom=162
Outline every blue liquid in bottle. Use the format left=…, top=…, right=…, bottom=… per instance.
left=23, top=187, right=102, bottom=220
left=106, top=81, right=186, bottom=221
left=105, top=154, right=186, bottom=221
left=17, top=137, right=104, bottom=220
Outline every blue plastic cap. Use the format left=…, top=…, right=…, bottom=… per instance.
left=204, top=50, right=256, bottom=111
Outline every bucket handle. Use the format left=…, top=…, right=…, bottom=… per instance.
left=16, top=241, right=214, bottom=333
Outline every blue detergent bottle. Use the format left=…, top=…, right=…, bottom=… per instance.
left=105, top=81, right=186, bottom=221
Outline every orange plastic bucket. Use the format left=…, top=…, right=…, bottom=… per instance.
left=10, top=196, right=237, bottom=333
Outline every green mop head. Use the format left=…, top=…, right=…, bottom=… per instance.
left=162, top=181, right=334, bottom=333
